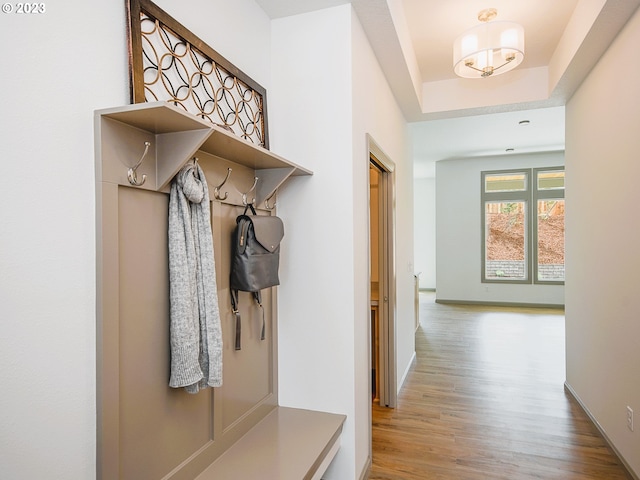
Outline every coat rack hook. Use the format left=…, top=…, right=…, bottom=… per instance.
left=127, top=141, right=151, bottom=186
left=213, top=167, right=232, bottom=200
left=242, top=176, right=259, bottom=206
left=264, top=190, right=277, bottom=210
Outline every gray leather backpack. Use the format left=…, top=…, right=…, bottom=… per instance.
left=229, top=204, right=284, bottom=350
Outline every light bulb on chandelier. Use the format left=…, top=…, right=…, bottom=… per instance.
left=453, top=8, right=525, bottom=78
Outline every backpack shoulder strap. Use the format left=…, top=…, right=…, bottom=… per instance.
left=230, top=290, right=266, bottom=351
left=230, top=289, right=242, bottom=350
left=253, top=291, right=265, bottom=341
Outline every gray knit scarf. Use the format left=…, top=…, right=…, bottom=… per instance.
left=168, top=162, right=222, bottom=393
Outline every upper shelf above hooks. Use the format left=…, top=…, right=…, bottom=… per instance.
left=95, top=102, right=312, bottom=197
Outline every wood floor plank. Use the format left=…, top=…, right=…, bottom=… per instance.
left=369, top=293, right=633, bottom=479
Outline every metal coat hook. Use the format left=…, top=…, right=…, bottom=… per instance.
left=241, top=176, right=259, bottom=206
left=127, top=141, right=151, bottom=186
left=213, top=167, right=232, bottom=201
left=264, top=190, right=277, bottom=210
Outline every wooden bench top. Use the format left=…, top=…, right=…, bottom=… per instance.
left=195, top=407, right=346, bottom=480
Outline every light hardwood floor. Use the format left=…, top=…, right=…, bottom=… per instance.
left=370, top=292, right=633, bottom=480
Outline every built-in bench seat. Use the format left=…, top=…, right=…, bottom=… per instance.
left=195, top=407, right=346, bottom=480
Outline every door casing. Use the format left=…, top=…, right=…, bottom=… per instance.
left=367, top=135, right=397, bottom=410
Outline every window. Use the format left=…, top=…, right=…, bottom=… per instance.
left=534, top=168, right=565, bottom=282
left=482, top=167, right=564, bottom=284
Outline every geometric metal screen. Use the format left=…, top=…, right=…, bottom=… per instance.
left=127, top=0, right=268, bottom=148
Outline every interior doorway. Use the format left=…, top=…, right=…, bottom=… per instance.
left=368, top=138, right=396, bottom=409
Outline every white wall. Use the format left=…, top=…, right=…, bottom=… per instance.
left=270, top=5, right=413, bottom=479
left=414, top=177, right=436, bottom=289
left=0, top=1, right=270, bottom=477
left=436, top=152, right=565, bottom=306
left=0, top=4, right=126, bottom=477
left=565, top=5, right=640, bottom=476
left=270, top=6, right=357, bottom=478
left=351, top=7, right=415, bottom=472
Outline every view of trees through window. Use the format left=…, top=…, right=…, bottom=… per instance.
left=536, top=199, right=565, bottom=281
left=485, top=202, right=526, bottom=280
left=482, top=168, right=565, bottom=283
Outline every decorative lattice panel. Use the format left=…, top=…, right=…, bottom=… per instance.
left=127, top=0, right=268, bottom=148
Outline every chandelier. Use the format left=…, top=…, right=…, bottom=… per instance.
left=453, top=8, right=525, bottom=78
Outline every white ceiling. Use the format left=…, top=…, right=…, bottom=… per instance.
left=255, top=0, right=640, bottom=176
left=254, top=0, right=350, bottom=19
left=409, top=106, right=565, bottom=178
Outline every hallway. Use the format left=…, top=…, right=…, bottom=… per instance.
left=370, top=293, right=633, bottom=479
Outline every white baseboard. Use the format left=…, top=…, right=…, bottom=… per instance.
left=398, top=351, right=417, bottom=395
left=564, top=382, right=639, bottom=480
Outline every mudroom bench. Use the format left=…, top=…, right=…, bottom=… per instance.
left=195, top=407, right=346, bottom=480
left=95, top=102, right=345, bottom=479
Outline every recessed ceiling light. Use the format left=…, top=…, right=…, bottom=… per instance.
left=519, top=120, right=530, bottom=125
